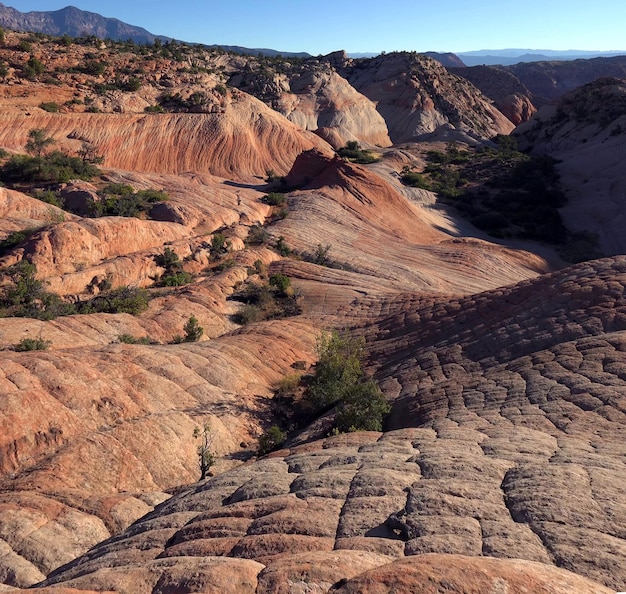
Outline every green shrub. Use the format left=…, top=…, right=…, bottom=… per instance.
left=1, top=152, right=100, bottom=184
left=14, top=337, right=51, bottom=351
left=275, top=372, right=302, bottom=396
left=307, top=331, right=365, bottom=412
left=232, top=303, right=262, bottom=325
left=0, top=229, right=37, bottom=254
left=305, top=330, right=390, bottom=433
left=23, top=56, right=45, bottom=80
left=269, top=272, right=291, bottom=296
left=275, top=236, right=291, bottom=256
left=263, top=192, right=286, bottom=206
left=334, top=380, right=390, bottom=432
left=337, top=141, right=380, bottom=164
left=401, top=170, right=429, bottom=189
left=118, top=334, right=153, bottom=345
left=39, top=101, right=60, bottom=113
left=123, top=77, right=141, bottom=91
left=81, top=60, right=106, bottom=75
left=210, top=233, right=229, bottom=259
left=213, top=258, right=236, bottom=272
left=193, top=423, right=216, bottom=480
left=79, top=286, right=150, bottom=315
left=161, top=271, right=193, bottom=286
left=31, top=189, right=63, bottom=208
left=89, top=184, right=168, bottom=218
left=183, top=315, right=203, bottom=342
left=257, top=425, right=286, bottom=456
left=1, top=261, right=46, bottom=307
left=26, top=128, right=55, bottom=157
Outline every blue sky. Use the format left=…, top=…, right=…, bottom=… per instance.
left=13, top=1, right=626, bottom=55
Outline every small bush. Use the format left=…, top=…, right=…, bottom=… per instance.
left=305, top=330, right=390, bottom=433
left=117, top=334, right=153, bottom=345
left=39, top=101, right=60, bottom=113
left=232, top=303, right=262, bottom=325
left=337, top=141, right=380, bottom=164
left=276, top=372, right=302, bottom=396
left=79, top=286, right=150, bottom=315
left=14, top=337, right=51, bottom=351
left=401, top=170, right=430, bottom=189
left=1, top=152, right=100, bottom=184
left=81, top=60, right=107, bottom=75
left=31, top=189, right=63, bottom=208
left=89, top=185, right=168, bottom=218
left=0, top=229, right=37, bottom=254
left=160, top=271, right=193, bottom=286
left=182, top=315, right=203, bottom=342
left=269, top=272, right=291, bottom=296
left=275, top=236, right=291, bottom=257
left=263, top=192, right=286, bottom=206
left=257, top=425, right=286, bottom=456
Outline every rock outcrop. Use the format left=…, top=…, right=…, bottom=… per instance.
left=340, top=52, right=514, bottom=142
left=230, top=64, right=392, bottom=149
left=451, top=65, right=537, bottom=124
left=0, top=105, right=331, bottom=179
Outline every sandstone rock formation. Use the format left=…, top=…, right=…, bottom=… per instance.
left=339, top=52, right=514, bottom=142
left=451, top=65, right=537, bottom=124
left=507, top=55, right=626, bottom=106
left=0, top=106, right=331, bottom=179
left=229, top=63, right=391, bottom=149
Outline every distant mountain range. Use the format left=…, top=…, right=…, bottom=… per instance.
left=0, top=2, right=169, bottom=45
left=0, top=3, right=311, bottom=57
left=0, top=3, right=624, bottom=66
left=456, top=49, right=626, bottom=66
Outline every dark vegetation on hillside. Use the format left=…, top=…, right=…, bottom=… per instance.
left=400, top=137, right=593, bottom=259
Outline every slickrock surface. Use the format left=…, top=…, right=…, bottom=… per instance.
left=332, top=554, right=614, bottom=593
left=276, top=149, right=550, bottom=295
left=36, top=426, right=618, bottom=592
left=17, top=257, right=625, bottom=593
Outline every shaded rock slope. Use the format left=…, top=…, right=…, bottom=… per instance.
left=515, top=77, right=626, bottom=257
